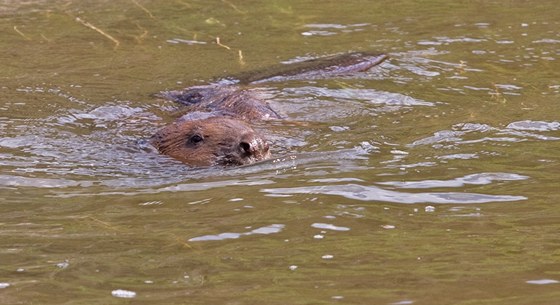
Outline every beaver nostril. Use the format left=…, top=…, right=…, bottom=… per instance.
left=240, top=141, right=252, bottom=155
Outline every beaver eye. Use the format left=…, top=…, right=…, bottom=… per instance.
left=189, top=134, right=204, bottom=144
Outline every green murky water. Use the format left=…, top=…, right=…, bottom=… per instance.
left=1, top=1, right=560, bottom=304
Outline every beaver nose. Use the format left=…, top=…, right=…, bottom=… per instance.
left=239, top=134, right=269, bottom=157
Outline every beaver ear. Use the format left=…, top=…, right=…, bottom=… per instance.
left=158, top=89, right=204, bottom=105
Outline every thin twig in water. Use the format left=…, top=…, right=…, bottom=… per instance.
left=84, top=216, right=119, bottom=231
left=13, top=26, right=31, bottom=40
left=215, top=37, right=231, bottom=50
left=175, top=237, right=193, bottom=249
left=221, top=0, right=247, bottom=14
left=75, top=17, right=120, bottom=48
left=490, top=83, right=507, bottom=103
left=238, top=49, right=245, bottom=65
left=131, top=0, right=155, bottom=19
left=134, top=22, right=149, bottom=43
left=40, top=33, right=52, bottom=42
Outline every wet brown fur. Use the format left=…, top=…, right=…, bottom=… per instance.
left=151, top=116, right=270, bottom=167
left=151, top=52, right=388, bottom=167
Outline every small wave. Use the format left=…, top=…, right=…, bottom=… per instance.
left=377, top=172, right=529, bottom=189
left=189, top=224, right=285, bottom=242
left=262, top=183, right=526, bottom=204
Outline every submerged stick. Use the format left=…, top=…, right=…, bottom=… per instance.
left=238, top=49, right=245, bottom=65
left=215, top=37, right=231, bottom=50
left=221, top=0, right=247, bottom=14
left=131, top=0, right=155, bottom=19
left=13, top=26, right=31, bottom=40
left=75, top=17, right=120, bottom=48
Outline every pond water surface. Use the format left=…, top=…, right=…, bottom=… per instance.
left=1, top=1, right=560, bottom=304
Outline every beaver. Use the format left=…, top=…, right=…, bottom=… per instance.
left=151, top=51, right=388, bottom=167
left=150, top=116, right=270, bottom=167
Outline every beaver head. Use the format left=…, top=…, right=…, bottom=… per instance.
left=151, top=117, right=270, bottom=167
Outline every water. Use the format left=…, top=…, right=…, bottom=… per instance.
left=1, top=0, right=560, bottom=304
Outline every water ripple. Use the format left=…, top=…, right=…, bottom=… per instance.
left=410, top=120, right=560, bottom=147
left=262, top=183, right=526, bottom=204
left=378, top=172, right=529, bottom=189
left=188, top=224, right=285, bottom=242
left=284, top=87, right=435, bottom=106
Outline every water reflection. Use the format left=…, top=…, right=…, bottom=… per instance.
left=301, top=23, right=371, bottom=37
left=283, top=86, right=435, bottom=106
left=410, top=120, right=560, bottom=148
left=378, top=172, right=528, bottom=188
left=262, top=182, right=527, bottom=204
left=310, top=223, right=350, bottom=231
left=188, top=224, right=285, bottom=242
left=526, top=279, right=559, bottom=285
